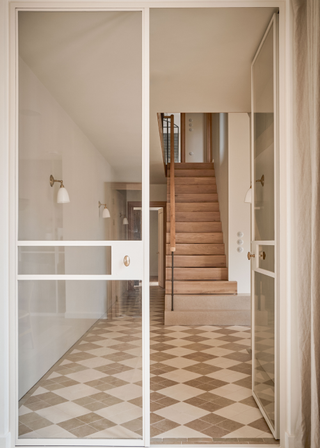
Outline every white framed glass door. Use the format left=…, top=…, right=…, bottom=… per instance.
left=15, top=7, right=149, bottom=446
left=250, top=13, right=279, bottom=439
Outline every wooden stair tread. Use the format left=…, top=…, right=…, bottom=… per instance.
left=169, top=177, right=216, bottom=185
left=168, top=212, right=220, bottom=222
left=173, top=185, right=217, bottom=194
left=166, top=267, right=228, bottom=281
left=168, top=170, right=215, bottom=177
left=166, top=255, right=226, bottom=268
left=166, top=222, right=222, bottom=233
left=172, top=194, right=218, bottom=203
left=165, top=280, right=237, bottom=295
left=166, top=243, right=225, bottom=255
left=168, top=162, right=214, bottom=170
left=166, top=233, right=223, bottom=244
left=169, top=203, right=219, bottom=212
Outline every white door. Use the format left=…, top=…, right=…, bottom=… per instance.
left=157, top=208, right=164, bottom=288
left=250, top=13, right=279, bottom=439
left=16, top=8, right=149, bottom=446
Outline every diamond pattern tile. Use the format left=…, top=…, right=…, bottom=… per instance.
left=19, top=285, right=276, bottom=444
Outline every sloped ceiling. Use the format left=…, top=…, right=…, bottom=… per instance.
left=19, top=7, right=276, bottom=184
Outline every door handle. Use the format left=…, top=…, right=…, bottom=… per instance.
left=123, top=255, right=130, bottom=267
left=247, top=251, right=266, bottom=260
left=247, top=252, right=255, bottom=260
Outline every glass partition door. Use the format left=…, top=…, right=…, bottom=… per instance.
left=17, top=9, right=147, bottom=446
left=250, top=14, right=279, bottom=439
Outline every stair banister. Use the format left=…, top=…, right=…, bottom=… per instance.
left=169, top=114, right=176, bottom=310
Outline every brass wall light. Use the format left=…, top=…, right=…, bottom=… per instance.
left=98, top=201, right=110, bottom=218
left=256, top=174, right=265, bottom=187
left=50, top=175, right=70, bottom=203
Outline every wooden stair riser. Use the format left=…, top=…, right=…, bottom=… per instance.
left=168, top=177, right=216, bottom=185
left=166, top=243, right=225, bottom=255
left=168, top=203, right=219, bottom=213
left=166, top=222, right=222, bottom=233
left=166, top=255, right=226, bottom=268
left=171, top=193, right=219, bottom=203
left=166, top=267, right=228, bottom=281
left=165, top=281, right=237, bottom=295
left=168, top=170, right=215, bottom=177
left=167, top=211, right=220, bottom=222
left=166, top=232, right=223, bottom=244
left=168, top=162, right=214, bottom=170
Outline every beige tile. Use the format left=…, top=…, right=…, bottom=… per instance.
left=158, top=384, right=203, bottom=401
left=154, top=402, right=209, bottom=425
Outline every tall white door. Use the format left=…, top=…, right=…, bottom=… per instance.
left=16, top=8, right=148, bottom=446
left=250, top=13, right=279, bottom=439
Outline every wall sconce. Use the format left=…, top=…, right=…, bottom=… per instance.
left=50, top=175, right=70, bottom=204
left=256, top=174, right=265, bottom=187
left=120, top=213, right=128, bottom=225
left=98, top=201, right=110, bottom=218
left=244, top=185, right=252, bottom=204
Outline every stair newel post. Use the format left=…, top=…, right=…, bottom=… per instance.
left=170, top=114, right=176, bottom=311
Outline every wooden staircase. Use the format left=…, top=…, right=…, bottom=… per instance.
left=166, top=162, right=237, bottom=297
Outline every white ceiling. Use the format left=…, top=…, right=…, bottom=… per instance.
left=19, top=7, right=276, bottom=184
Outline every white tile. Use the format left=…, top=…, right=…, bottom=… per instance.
left=123, top=347, right=142, bottom=357
left=47, top=372, right=62, bottom=379
left=204, top=357, right=241, bottom=368
left=86, top=347, right=118, bottom=357
left=66, top=369, right=107, bottom=383
left=89, top=425, right=140, bottom=439
left=37, top=402, right=90, bottom=424
left=77, top=357, right=114, bottom=368
left=155, top=425, right=206, bottom=439
left=211, top=383, right=243, bottom=398
left=165, top=339, right=193, bottom=347
left=226, top=326, right=250, bottom=331
left=195, top=326, right=222, bottom=331
left=214, top=403, right=254, bottom=419
left=118, top=357, right=142, bottom=369
left=96, top=402, right=142, bottom=424
left=161, top=357, right=198, bottom=369
left=199, top=332, right=225, bottom=339
left=162, top=347, right=195, bottom=357
left=18, top=405, right=32, bottom=416
left=31, top=387, right=48, bottom=396
left=154, top=402, right=209, bottom=424
left=226, top=387, right=252, bottom=401
left=197, top=338, right=227, bottom=347
left=231, top=407, right=263, bottom=424
left=222, top=425, right=264, bottom=438
left=93, top=339, right=121, bottom=347
left=235, top=338, right=251, bottom=346
left=164, top=331, right=194, bottom=339
left=53, top=384, right=99, bottom=400
left=231, top=331, right=251, bottom=339
left=158, top=369, right=201, bottom=383
left=113, top=369, right=142, bottom=383
left=159, top=384, right=202, bottom=401
left=36, top=424, right=76, bottom=438
left=107, top=384, right=142, bottom=401
left=202, top=347, right=234, bottom=357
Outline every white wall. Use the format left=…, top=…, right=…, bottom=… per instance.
left=212, top=113, right=229, bottom=266
left=185, top=113, right=205, bottom=162
left=150, top=210, right=158, bottom=277
left=228, top=114, right=251, bottom=293
left=18, top=58, right=115, bottom=397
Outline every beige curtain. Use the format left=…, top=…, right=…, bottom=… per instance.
left=292, top=0, right=320, bottom=447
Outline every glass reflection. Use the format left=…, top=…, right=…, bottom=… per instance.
left=254, top=272, right=275, bottom=427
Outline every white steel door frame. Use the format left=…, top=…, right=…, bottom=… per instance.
left=7, top=2, right=290, bottom=447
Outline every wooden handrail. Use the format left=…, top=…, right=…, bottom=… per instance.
left=157, top=113, right=167, bottom=176
left=169, top=114, right=176, bottom=253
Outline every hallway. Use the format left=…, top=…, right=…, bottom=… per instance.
left=19, top=286, right=275, bottom=443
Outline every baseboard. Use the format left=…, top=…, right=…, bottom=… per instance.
left=285, top=432, right=295, bottom=448
left=64, top=312, right=106, bottom=319
left=0, top=432, right=11, bottom=448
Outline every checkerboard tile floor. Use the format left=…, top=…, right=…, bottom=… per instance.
left=19, top=286, right=277, bottom=444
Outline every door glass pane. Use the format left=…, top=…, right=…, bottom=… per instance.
left=18, top=246, right=112, bottom=275
left=18, top=11, right=142, bottom=241
left=258, top=244, right=274, bottom=273
left=254, top=272, right=275, bottom=427
left=18, top=280, right=142, bottom=439
left=253, top=27, right=274, bottom=241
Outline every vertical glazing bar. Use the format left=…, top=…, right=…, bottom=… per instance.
left=142, top=6, right=150, bottom=447
left=171, top=251, right=174, bottom=311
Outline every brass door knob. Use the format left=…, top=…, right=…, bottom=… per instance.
left=260, top=251, right=266, bottom=260
left=247, top=252, right=255, bottom=260
left=123, top=255, right=130, bottom=267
